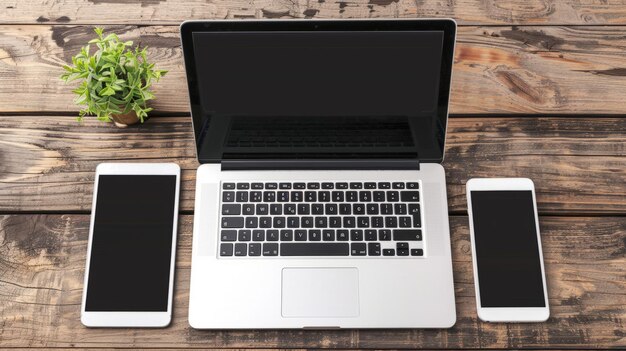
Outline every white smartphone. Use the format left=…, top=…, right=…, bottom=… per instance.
left=81, top=163, right=180, bottom=327
left=466, top=178, right=549, bottom=322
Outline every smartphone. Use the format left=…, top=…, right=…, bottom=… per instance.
left=81, top=163, right=180, bottom=327
left=466, top=178, right=549, bottom=322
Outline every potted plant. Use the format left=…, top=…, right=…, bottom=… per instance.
left=61, top=27, right=167, bottom=127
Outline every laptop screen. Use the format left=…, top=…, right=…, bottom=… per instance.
left=183, top=21, right=454, bottom=164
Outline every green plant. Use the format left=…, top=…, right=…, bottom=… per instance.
left=61, top=27, right=167, bottom=122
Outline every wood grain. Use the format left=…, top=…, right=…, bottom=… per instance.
left=0, top=116, right=624, bottom=214
left=0, top=214, right=623, bottom=348
left=4, top=0, right=626, bottom=25
left=2, top=25, right=626, bottom=115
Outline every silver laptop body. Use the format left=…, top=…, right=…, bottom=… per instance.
left=182, top=19, right=457, bottom=328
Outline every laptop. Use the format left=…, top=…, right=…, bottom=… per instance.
left=181, top=19, right=457, bottom=329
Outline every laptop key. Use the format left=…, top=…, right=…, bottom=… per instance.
left=337, top=230, right=349, bottom=241
left=221, top=230, right=237, bottom=241
left=222, top=191, right=235, bottom=202
left=278, top=191, right=289, bottom=202
left=379, top=229, right=391, bottom=241
left=371, top=216, right=384, bottom=228
left=259, top=217, right=271, bottom=228
left=323, top=230, right=335, bottom=241
left=351, top=243, right=367, bottom=256
left=252, top=230, right=265, bottom=241
left=364, top=182, right=376, bottom=189
left=386, top=191, right=399, bottom=202
left=263, top=191, right=276, bottom=202
left=373, top=191, right=385, bottom=202
left=308, top=230, right=321, bottom=241
left=298, top=204, right=310, bottom=215
left=319, top=191, right=331, bottom=202
left=281, top=230, right=293, bottom=241
left=236, top=191, right=248, bottom=202
left=399, top=216, right=412, bottom=228
left=222, top=204, right=241, bottom=215
left=311, top=203, right=323, bottom=214
left=237, top=183, right=250, bottom=190
left=401, top=191, right=420, bottom=202
left=295, top=230, right=307, bottom=241
left=251, top=183, right=263, bottom=189
left=270, top=204, right=282, bottom=215
left=378, top=182, right=391, bottom=189
left=322, top=182, right=334, bottom=189
left=381, top=204, right=393, bottom=214
left=332, top=191, right=344, bottom=202
left=350, top=182, right=362, bottom=189
left=250, top=191, right=263, bottom=202
left=407, top=182, right=419, bottom=189
left=411, top=248, right=424, bottom=256
left=220, top=243, right=233, bottom=256
left=256, top=204, right=269, bottom=215
left=287, top=217, right=299, bottom=228
left=394, top=203, right=407, bottom=215
left=307, top=182, right=320, bottom=189
left=279, top=182, right=291, bottom=189
left=267, top=230, right=279, bottom=241
left=392, top=182, right=405, bottom=189
left=325, top=204, right=338, bottom=215
left=265, top=183, right=278, bottom=190
left=293, top=182, right=306, bottom=189
left=336, top=182, right=349, bottom=189
left=368, top=243, right=381, bottom=256
left=339, top=203, right=351, bottom=215
left=329, top=216, right=342, bottom=228
left=223, top=183, right=235, bottom=190
left=245, top=217, right=258, bottom=228
left=222, top=217, right=244, bottom=228
left=383, top=248, right=395, bottom=256
left=273, top=217, right=285, bottom=228
left=398, top=248, right=409, bottom=256
left=305, top=191, right=316, bottom=202
left=284, top=204, right=296, bottom=215
left=359, top=191, right=372, bottom=202
left=365, top=230, right=377, bottom=241
left=234, top=243, right=247, bottom=256
left=280, top=243, right=349, bottom=256
left=393, top=229, right=422, bottom=241
left=350, top=229, right=363, bottom=241
left=346, top=191, right=358, bottom=202
left=249, top=243, right=261, bottom=256
left=242, top=204, right=255, bottom=215
left=238, top=230, right=251, bottom=241
left=301, top=216, right=314, bottom=228
left=263, top=243, right=279, bottom=256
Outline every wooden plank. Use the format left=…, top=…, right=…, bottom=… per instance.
left=2, top=25, right=626, bottom=115
left=0, top=214, right=623, bottom=348
left=4, top=0, right=626, bottom=25
left=0, top=116, right=624, bottom=214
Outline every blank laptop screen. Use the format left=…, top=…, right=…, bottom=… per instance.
left=190, top=30, right=447, bottom=162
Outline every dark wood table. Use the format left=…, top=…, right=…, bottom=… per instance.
left=1, top=1, right=625, bottom=349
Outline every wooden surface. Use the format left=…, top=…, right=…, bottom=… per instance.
left=1, top=0, right=626, bottom=349
left=0, top=214, right=624, bottom=348
left=3, top=25, right=626, bottom=114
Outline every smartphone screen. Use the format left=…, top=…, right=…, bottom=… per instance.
left=470, top=190, right=546, bottom=308
left=85, top=175, right=177, bottom=312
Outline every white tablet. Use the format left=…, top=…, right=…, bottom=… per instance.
left=466, top=178, right=549, bottom=322
left=81, top=163, right=180, bottom=327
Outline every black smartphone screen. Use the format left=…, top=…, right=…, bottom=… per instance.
left=470, top=191, right=546, bottom=307
left=85, top=175, right=177, bottom=312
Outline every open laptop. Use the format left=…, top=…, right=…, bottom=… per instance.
left=181, top=19, right=457, bottom=329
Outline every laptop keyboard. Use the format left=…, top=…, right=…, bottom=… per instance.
left=219, top=181, right=424, bottom=258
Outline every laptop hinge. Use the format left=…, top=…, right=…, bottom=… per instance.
left=220, top=159, right=420, bottom=171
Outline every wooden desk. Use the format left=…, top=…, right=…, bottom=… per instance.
left=0, top=2, right=625, bottom=349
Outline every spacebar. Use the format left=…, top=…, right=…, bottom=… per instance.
left=280, top=243, right=350, bottom=256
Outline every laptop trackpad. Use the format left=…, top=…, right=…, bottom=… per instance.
left=281, top=268, right=360, bottom=318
